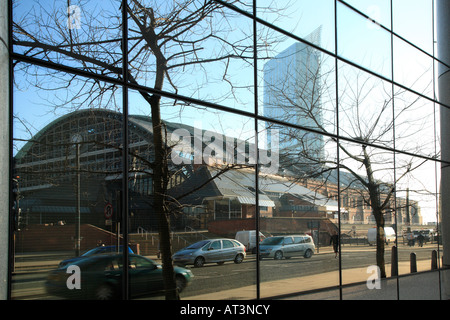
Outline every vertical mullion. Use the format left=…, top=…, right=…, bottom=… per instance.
left=335, top=0, right=343, bottom=301
left=7, top=0, right=14, bottom=301
left=390, top=0, right=400, bottom=301
left=121, top=0, right=129, bottom=301
left=431, top=0, right=443, bottom=299
left=253, top=0, right=261, bottom=300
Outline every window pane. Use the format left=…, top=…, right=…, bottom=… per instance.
left=393, top=36, right=434, bottom=99
left=395, top=154, right=440, bottom=299
left=258, top=25, right=337, bottom=136
left=338, top=61, right=393, bottom=149
left=259, top=120, right=340, bottom=298
left=257, top=0, right=336, bottom=53
left=394, top=86, right=437, bottom=158
left=12, top=62, right=124, bottom=299
left=393, top=0, right=434, bottom=54
left=342, top=0, right=391, bottom=30
left=127, top=98, right=258, bottom=299
left=127, top=1, right=255, bottom=113
left=337, top=2, right=392, bottom=79
left=13, top=0, right=123, bottom=79
left=338, top=142, right=396, bottom=297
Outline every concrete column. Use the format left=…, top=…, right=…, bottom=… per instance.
left=0, top=0, right=9, bottom=300
left=438, top=0, right=450, bottom=300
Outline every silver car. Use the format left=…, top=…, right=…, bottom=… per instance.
left=259, top=235, right=315, bottom=260
left=173, top=238, right=246, bottom=267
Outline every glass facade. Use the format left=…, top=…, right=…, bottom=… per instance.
left=8, top=0, right=446, bottom=300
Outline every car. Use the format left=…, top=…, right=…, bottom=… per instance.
left=259, top=235, right=315, bottom=260
left=172, top=238, right=246, bottom=267
left=58, top=245, right=134, bottom=268
left=46, top=253, right=193, bottom=300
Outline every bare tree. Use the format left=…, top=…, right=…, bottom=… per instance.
left=263, top=44, right=438, bottom=277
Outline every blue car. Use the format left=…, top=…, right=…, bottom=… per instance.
left=58, top=245, right=134, bottom=268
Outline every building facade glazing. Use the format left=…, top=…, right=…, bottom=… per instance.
left=4, top=0, right=449, bottom=300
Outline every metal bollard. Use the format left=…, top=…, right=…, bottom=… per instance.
left=410, top=252, right=417, bottom=273
left=391, top=246, right=398, bottom=276
left=431, top=250, right=438, bottom=270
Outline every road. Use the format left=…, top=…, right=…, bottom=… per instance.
left=11, top=244, right=439, bottom=299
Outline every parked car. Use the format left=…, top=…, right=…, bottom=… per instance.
left=46, top=253, right=193, bottom=300
left=58, top=245, right=134, bottom=268
left=172, top=238, right=246, bottom=267
left=259, top=235, right=315, bottom=260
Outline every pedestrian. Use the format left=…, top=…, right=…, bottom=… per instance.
left=417, top=233, right=424, bottom=247
left=330, top=232, right=339, bottom=258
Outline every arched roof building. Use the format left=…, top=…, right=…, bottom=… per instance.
left=13, top=108, right=195, bottom=230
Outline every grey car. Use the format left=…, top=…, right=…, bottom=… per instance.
left=173, top=238, right=246, bottom=267
left=259, top=235, right=315, bottom=260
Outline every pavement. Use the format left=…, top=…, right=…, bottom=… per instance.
left=188, top=255, right=446, bottom=300
left=11, top=244, right=448, bottom=300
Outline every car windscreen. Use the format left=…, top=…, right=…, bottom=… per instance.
left=186, top=240, right=210, bottom=249
left=261, top=237, right=284, bottom=245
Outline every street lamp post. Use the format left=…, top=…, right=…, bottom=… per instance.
left=72, top=134, right=82, bottom=257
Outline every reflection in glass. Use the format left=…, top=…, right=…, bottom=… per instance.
left=338, top=61, right=393, bottom=148
left=127, top=0, right=255, bottom=113
left=395, top=153, right=439, bottom=274
left=12, top=63, right=124, bottom=299
left=394, top=86, right=437, bottom=158
left=127, top=99, right=259, bottom=299
left=8, top=0, right=443, bottom=301
left=259, top=120, right=340, bottom=298
left=338, top=141, right=395, bottom=283
left=343, top=0, right=392, bottom=30
left=13, top=0, right=123, bottom=78
left=393, top=37, right=434, bottom=99
left=258, top=25, right=336, bottom=137
left=337, top=2, right=392, bottom=79
left=393, top=0, right=434, bottom=54
left=257, top=0, right=336, bottom=53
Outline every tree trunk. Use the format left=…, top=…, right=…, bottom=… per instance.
left=375, top=212, right=387, bottom=278
left=362, top=146, right=387, bottom=278
left=150, top=94, right=179, bottom=300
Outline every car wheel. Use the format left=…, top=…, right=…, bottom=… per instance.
left=234, top=253, right=244, bottom=264
left=304, top=249, right=313, bottom=258
left=274, top=251, right=283, bottom=260
left=194, top=256, right=205, bottom=267
left=176, top=275, right=187, bottom=293
left=95, top=283, right=117, bottom=300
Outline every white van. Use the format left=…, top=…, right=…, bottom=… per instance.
left=368, top=227, right=396, bottom=245
left=235, top=230, right=265, bottom=253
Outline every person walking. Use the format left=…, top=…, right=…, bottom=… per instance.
left=330, top=232, right=339, bottom=258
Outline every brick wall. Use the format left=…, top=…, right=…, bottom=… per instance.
left=14, top=224, right=120, bottom=253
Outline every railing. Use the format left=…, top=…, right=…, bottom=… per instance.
left=184, top=226, right=209, bottom=240
left=136, top=226, right=209, bottom=248
left=136, top=226, right=157, bottom=245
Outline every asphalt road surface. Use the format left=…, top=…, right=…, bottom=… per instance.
left=11, top=244, right=439, bottom=300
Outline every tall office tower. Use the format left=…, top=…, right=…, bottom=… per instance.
left=263, top=29, right=324, bottom=169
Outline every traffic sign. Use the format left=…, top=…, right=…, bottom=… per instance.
left=104, top=203, right=113, bottom=219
